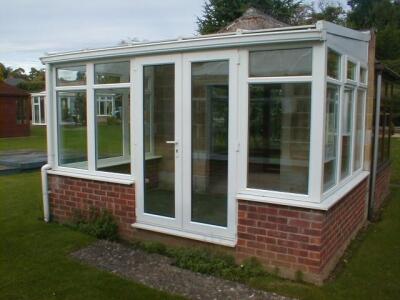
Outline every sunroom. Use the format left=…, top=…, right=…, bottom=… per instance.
left=41, top=20, right=371, bottom=283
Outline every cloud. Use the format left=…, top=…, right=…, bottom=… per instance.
left=0, top=0, right=204, bottom=70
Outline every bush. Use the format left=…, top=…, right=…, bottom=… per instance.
left=72, top=207, right=118, bottom=241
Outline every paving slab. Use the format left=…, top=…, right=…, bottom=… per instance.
left=72, top=240, right=295, bottom=300
left=0, top=150, right=47, bottom=174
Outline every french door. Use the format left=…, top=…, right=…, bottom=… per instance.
left=134, top=51, right=237, bottom=243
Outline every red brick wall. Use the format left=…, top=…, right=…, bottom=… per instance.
left=48, top=175, right=135, bottom=239
left=374, top=163, right=391, bottom=212
left=236, top=178, right=368, bottom=284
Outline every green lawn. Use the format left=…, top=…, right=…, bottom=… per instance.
left=1, top=128, right=400, bottom=299
left=0, top=172, right=181, bottom=300
left=0, top=126, right=47, bottom=152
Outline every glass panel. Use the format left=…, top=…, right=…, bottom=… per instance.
left=40, top=96, right=45, bottom=123
left=57, top=91, right=87, bottom=169
left=347, top=61, right=356, bottom=80
left=353, top=90, right=365, bottom=171
left=323, top=84, right=340, bottom=191
left=327, top=49, right=341, bottom=79
left=340, top=88, right=354, bottom=179
left=248, top=83, right=311, bottom=194
left=249, top=48, right=312, bottom=77
left=94, top=61, right=130, bottom=84
left=192, top=60, right=229, bottom=227
left=56, top=66, right=86, bottom=86
left=95, top=88, right=130, bottom=174
left=360, top=67, right=367, bottom=83
left=143, top=64, right=175, bottom=218
left=34, top=104, right=40, bottom=123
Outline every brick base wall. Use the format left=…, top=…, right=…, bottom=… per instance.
left=48, top=175, right=136, bottom=239
left=47, top=174, right=369, bottom=284
left=236, top=179, right=368, bottom=284
left=373, top=163, right=391, bottom=213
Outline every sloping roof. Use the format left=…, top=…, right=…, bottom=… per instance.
left=218, top=7, right=288, bottom=33
left=0, top=81, right=30, bottom=97
left=4, top=77, right=25, bottom=86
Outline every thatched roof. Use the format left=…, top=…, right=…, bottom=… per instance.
left=218, top=7, right=288, bottom=33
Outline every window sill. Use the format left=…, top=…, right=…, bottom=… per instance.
left=47, top=169, right=134, bottom=185
left=237, top=171, right=370, bottom=211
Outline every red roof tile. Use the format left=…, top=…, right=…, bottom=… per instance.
left=0, top=81, right=30, bottom=97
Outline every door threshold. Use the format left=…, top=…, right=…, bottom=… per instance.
left=131, top=222, right=237, bottom=247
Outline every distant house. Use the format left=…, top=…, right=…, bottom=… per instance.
left=0, top=81, right=30, bottom=138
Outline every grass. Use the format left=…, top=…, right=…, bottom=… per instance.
left=0, top=171, right=182, bottom=300
left=0, top=126, right=47, bottom=152
left=1, top=127, right=399, bottom=299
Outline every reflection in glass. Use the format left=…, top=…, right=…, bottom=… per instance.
left=360, top=67, right=367, bottom=83
left=347, top=61, right=356, bottom=80
left=95, top=62, right=130, bottom=84
left=340, top=88, right=354, bottom=179
left=249, top=48, right=312, bottom=77
left=353, top=90, right=365, bottom=171
left=248, top=83, right=311, bottom=194
left=192, top=60, right=229, bottom=227
left=95, top=88, right=130, bottom=174
left=143, top=64, right=175, bottom=218
left=56, top=66, right=86, bottom=86
left=324, top=85, right=340, bottom=191
left=57, top=91, right=87, bottom=169
left=327, top=49, right=340, bottom=79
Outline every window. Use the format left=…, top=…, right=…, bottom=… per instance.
left=247, top=83, right=311, bottom=194
left=57, top=91, right=87, bottom=169
left=323, top=85, right=340, bottom=191
left=353, top=89, right=366, bottom=171
left=327, top=49, right=341, bottom=79
left=16, top=98, right=27, bottom=125
left=347, top=61, right=356, bottom=81
left=249, top=48, right=312, bottom=77
left=40, top=96, right=45, bottom=123
left=340, top=88, right=354, bottom=179
left=360, top=67, right=367, bottom=84
left=56, top=66, right=86, bottom=86
left=94, top=62, right=130, bottom=84
left=33, top=96, right=40, bottom=124
left=95, top=88, right=130, bottom=174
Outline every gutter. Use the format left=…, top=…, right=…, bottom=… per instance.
left=41, top=164, right=51, bottom=222
left=369, top=72, right=382, bottom=219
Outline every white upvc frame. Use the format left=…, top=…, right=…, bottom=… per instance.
left=322, top=45, right=369, bottom=200
left=51, top=62, right=134, bottom=183
left=181, top=50, right=238, bottom=242
left=236, top=43, right=322, bottom=204
left=31, top=93, right=46, bottom=125
left=133, top=54, right=183, bottom=230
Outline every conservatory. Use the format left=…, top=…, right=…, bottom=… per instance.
left=41, top=20, right=372, bottom=283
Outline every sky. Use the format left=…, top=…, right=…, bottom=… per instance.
left=1, top=0, right=349, bottom=73
left=0, top=0, right=204, bottom=72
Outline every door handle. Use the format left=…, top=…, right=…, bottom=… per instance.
left=166, top=140, right=178, bottom=145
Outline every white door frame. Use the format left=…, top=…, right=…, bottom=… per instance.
left=133, top=54, right=183, bottom=229
left=181, top=50, right=238, bottom=242
left=134, top=50, right=238, bottom=244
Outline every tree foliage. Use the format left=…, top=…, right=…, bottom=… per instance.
left=0, top=63, right=45, bottom=92
left=197, top=0, right=303, bottom=34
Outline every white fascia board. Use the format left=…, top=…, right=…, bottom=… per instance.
left=316, top=20, right=370, bottom=42
left=31, top=91, right=46, bottom=97
left=41, top=29, right=324, bottom=64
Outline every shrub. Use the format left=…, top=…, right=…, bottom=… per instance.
left=72, top=207, right=118, bottom=240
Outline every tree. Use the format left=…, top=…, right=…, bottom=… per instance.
left=347, top=0, right=400, bottom=68
left=308, top=0, right=347, bottom=25
left=197, top=0, right=303, bottom=34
